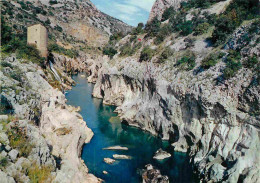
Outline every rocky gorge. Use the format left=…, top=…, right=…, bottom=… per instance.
left=1, top=0, right=260, bottom=182
left=85, top=0, right=260, bottom=182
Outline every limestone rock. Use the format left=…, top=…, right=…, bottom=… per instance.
left=112, top=154, right=132, bottom=160
left=142, top=164, right=169, bottom=183
left=0, top=170, right=15, bottom=183
left=104, top=158, right=116, bottom=164
left=153, top=149, right=171, bottom=160
left=103, top=146, right=128, bottom=151
left=8, top=149, right=19, bottom=162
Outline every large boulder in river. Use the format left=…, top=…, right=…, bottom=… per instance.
left=142, top=164, right=169, bottom=183
left=153, top=149, right=171, bottom=160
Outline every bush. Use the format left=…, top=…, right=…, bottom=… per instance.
left=109, top=32, right=124, bottom=44
left=1, top=61, right=13, bottom=69
left=120, top=42, right=141, bottom=57
left=54, top=25, right=63, bottom=32
left=48, top=43, right=79, bottom=58
left=9, top=70, right=24, bottom=82
left=27, top=162, right=54, bottom=183
left=176, top=52, right=196, bottom=70
left=244, top=55, right=258, bottom=68
left=194, top=22, right=210, bottom=35
left=17, top=44, right=45, bottom=67
left=161, top=7, right=176, bottom=21
left=139, top=47, right=154, bottom=62
left=120, top=43, right=132, bottom=56
left=158, top=47, right=174, bottom=63
left=132, top=23, right=144, bottom=35
left=145, top=17, right=161, bottom=37
left=49, top=0, right=58, bottom=5
left=201, top=52, right=225, bottom=69
left=223, top=50, right=242, bottom=79
left=103, top=47, right=117, bottom=58
left=8, top=124, right=34, bottom=157
left=212, top=0, right=259, bottom=46
left=180, top=21, right=194, bottom=36
left=154, top=24, right=172, bottom=45
left=0, top=157, right=8, bottom=168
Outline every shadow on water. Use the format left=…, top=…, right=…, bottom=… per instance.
left=65, top=74, right=197, bottom=183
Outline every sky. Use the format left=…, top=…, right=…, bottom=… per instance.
left=91, top=0, right=156, bottom=26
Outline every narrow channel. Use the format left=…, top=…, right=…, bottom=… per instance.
left=65, top=73, right=196, bottom=183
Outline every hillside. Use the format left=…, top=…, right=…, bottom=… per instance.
left=1, top=0, right=132, bottom=47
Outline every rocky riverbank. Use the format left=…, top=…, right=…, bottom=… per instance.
left=0, top=55, right=100, bottom=182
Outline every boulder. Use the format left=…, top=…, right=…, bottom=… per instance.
left=112, top=154, right=132, bottom=159
left=153, top=149, right=171, bottom=160
left=8, top=149, right=19, bottom=162
left=0, top=170, right=15, bottom=183
left=142, top=164, right=169, bottom=183
left=103, top=146, right=128, bottom=151
left=103, top=158, right=116, bottom=164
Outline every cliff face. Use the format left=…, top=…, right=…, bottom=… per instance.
left=0, top=55, right=100, bottom=182
left=87, top=11, right=260, bottom=183
left=148, top=0, right=186, bottom=22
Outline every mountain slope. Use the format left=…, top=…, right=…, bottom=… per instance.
left=1, top=0, right=132, bottom=47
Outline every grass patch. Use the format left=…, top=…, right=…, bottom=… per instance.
left=7, top=123, right=34, bottom=157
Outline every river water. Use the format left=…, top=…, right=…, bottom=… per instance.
left=65, top=74, right=196, bottom=183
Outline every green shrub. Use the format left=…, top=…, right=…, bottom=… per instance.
left=130, top=35, right=137, bottom=42
left=120, top=43, right=132, bottom=56
left=223, top=50, right=242, bottom=79
left=180, top=20, right=194, bottom=36
left=212, top=0, right=259, bottom=46
left=8, top=125, right=34, bottom=157
left=158, top=47, right=174, bottom=63
left=120, top=42, right=141, bottom=57
left=103, top=47, right=117, bottom=58
left=48, top=43, right=79, bottom=58
left=161, top=7, right=176, bottom=21
left=54, top=25, right=63, bottom=32
left=176, top=52, right=196, bottom=70
left=1, top=61, right=13, bottom=69
left=244, top=55, right=259, bottom=68
left=49, top=0, right=58, bottom=5
left=194, top=22, right=210, bottom=35
left=139, top=47, right=154, bottom=62
left=132, top=23, right=144, bottom=35
left=0, top=157, right=8, bottom=168
left=145, top=17, right=161, bottom=37
left=154, top=24, right=172, bottom=45
left=109, top=32, right=124, bottom=45
left=17, top=44, right=45, bottom=67
left=9, top=70, right=24, bottom=82
left=201, top=52, right=225, bottom=69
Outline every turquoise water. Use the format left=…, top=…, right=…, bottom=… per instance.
left=65, top=74, right=196, bottom=183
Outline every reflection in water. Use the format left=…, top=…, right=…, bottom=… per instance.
left=65, top=74, right=196, bottom=183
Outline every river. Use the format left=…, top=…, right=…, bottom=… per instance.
left=65, top=73, right=196, bottom=183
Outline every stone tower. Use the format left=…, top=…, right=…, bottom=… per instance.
left=27, top=24, right=48, bottom=58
